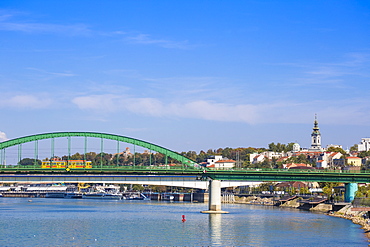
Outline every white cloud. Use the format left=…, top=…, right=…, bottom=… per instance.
left=0, top=95, right=52, bottom=109
left=27, top=68, right=76, bottom=77
left=0, top=20, right=91, bottom=36
left=0, top=131, right=7, bottom=142
left=71, top=94, right=120, bottom=112
left=126, top=33, right=191, bottom=49
left=71, top=94, right=370, bottom=126
left=72, top=94, right=259, bottom=124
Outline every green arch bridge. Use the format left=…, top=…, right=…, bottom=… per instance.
left=0, top=131, right=369, bottom=212
left=0, top=131, right=369, bottom=184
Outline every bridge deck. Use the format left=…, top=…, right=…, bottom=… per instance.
left=0, top=167, right=369, bottom=183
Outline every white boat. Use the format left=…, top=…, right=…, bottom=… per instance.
left=161, top=193, right=174, bottom=201
left=125, top=193, right=151, bottom=200
left=82, top=192, right=123, bottom=200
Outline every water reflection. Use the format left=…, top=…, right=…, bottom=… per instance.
left=209, top=214, right=222, bottom=246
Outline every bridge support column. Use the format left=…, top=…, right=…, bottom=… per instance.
left=344, top=183, right=358, bottom=203
left=201, top=180, right=229, bottom=214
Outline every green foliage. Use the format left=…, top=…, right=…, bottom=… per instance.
left=268, top=142, right=295, bottom=152
left=322, top=186, right=333, bottom=196
left=356, top=191, right=364, bottom=198
left=326, top=146, right=346, bottom=155
left=148, top=185, right=167, bottom=192
left=350, top=144, right=358, bottom=152
left=70, top=152, right=83, bottom=160
left=258, top=182, right=275, bottom=191
left=358, top=150, right=370, bottom=158
left=19, top=158, right=41, bottom=166
left=320, top=182, right=339, bottom=196
left=131, top=184, right=144, bottom=191
left=285, top=154, right=314, bottom=165
left=356, top=184, right=370, bottom=197
left=299, top=187, right=310, bottom=195
left=318, top=182, right=340, bottom=188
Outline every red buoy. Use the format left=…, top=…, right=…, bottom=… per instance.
left=182, top=215, right=186, bottom=222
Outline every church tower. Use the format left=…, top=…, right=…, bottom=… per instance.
left=310, top=115, right=321, bottom=150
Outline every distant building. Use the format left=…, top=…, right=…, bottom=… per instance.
left=113, top=147, right=133, bottom=158
left=206, top=155, right=223, bottom=167
left=346, top=156, right=362, bottom=167
left=316, top=159, right=328, bottom=168
left=205, top=155, right=235, bottom=169
left=358, top=138, right=370, bottom=152
left=292, top=143, right=301, bottom=152
left=213, top=159, right=236, bottom=169
left=317, top=152, right=343, bottom=168
left=249, top=153, right=266, bottom=164
left=275, top=181, right=309, bottom=190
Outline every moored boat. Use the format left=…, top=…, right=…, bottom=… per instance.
left=124, top=192, right=151, bottom=200
left=82, top=192, right=122, bottom=200
left=161, top=193, right=174, bottom=201
left=64, top=193, right=83, bottom=199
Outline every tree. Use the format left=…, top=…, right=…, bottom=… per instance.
left=71, top=152, right=82, bottom=160
left=258, top=182, right=275, bottom=191
left=327, top=147, right=346, bottom=155
left=299, top=187, right=310, bottom=195
left=285, top=154, right=313, bottom=165
left=196, top=151, right=208, bottom=163
left=268, top=142, right=295, bottom=152
left=19, top=158, right=41, bottom=166
left=131, top=184, right=144, bottom=191
left=322, top=186, right=333, bottom=197
left=350, top=144, right=358, bottom=152
left=221, top=147, right=233, bottom=159
left=358, top=150, right=370, bottom=158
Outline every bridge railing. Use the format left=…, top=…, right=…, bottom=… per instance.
left=205, top=167, right=370, bottom=174
left=0, top=165, right=204, bottom=173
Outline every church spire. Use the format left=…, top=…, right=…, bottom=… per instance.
left=312, top=114, right=320, bottom=135
left=310, top=114, right=322, bottom=150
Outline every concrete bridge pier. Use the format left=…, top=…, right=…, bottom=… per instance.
left=201, top=180, right=229, bottom=214
left=344, top=183, right=358, bottom=202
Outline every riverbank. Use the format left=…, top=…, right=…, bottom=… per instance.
left=328, top=205, right=370, bottom=241
left=234, top=195, right=370, bottom=242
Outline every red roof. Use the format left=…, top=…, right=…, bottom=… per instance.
left=215, top=159, right=236, bottom=163
left=276, top=181, right=308, bottom=188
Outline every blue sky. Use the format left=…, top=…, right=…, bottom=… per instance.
left=0, top=1, right=369, bottom=152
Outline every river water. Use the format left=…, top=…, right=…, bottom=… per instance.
left=0, top=198, right=367, bottom=246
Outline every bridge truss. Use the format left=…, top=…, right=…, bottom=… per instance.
left=0, top=132, right=200, bottom=171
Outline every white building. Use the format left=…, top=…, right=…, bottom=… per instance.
left=206, top=155, right=223, bottom=167
left=358, top=138, right=370, bottom=152
left=317, top=152, right=342, bottom=168
left=249, top=153, right=266, bottom=164
left=292, top=143, right=301, bottom=152
left=260, top=151, right=285, bottom=160
left=214, top=159, right=236, bottom=169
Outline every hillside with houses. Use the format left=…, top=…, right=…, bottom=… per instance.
left=188, top=117, right=370, bottom=171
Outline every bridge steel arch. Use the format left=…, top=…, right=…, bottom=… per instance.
left=0, top=132, right=199, bottom=167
